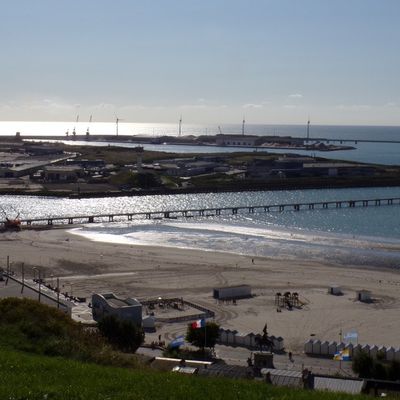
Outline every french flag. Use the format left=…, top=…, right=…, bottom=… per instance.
left=191, top=319, right=205, bottom=329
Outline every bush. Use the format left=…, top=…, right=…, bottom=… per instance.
left=352, top=351, right=374, bottom=378
left=97, top=315, right=144, bottom=353
left=352, top=351, right=400, bottom=381
left=186, top=321, right=219, bottom=350
left=0, top=298, right=139, bottom=367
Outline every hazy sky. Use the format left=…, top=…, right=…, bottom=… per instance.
left=1, top=0, right=399, bottom=125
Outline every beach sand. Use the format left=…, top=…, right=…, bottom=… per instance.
left=1, top=227, right=400, bottom=352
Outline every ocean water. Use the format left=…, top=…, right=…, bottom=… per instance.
left=2, top=186, right=400, bottom=268
left=1, top=121, right=400, bottom=140
left=3, top=121, right=399, bottom=165
left=1, top=121, right=400, bottom=266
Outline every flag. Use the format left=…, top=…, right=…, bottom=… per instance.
left=333, top=349, right=351, bottom=361
left=169, top=335, right=185, bottom=349
left=191, top=319, right=205, bottom=329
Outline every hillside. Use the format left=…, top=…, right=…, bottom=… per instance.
left=0, top=298, right=367, bottom=399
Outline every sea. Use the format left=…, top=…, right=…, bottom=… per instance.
left=1, top=121, right=400, bottom=268
left=2, top=121, right=400, bottom=165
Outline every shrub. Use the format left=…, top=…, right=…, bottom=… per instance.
left=186, top=321, right=219, bottom=350
left=97, top=315, right=144, bottom=353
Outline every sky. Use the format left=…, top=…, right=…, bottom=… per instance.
left=1, top=0, right=399, bottom=125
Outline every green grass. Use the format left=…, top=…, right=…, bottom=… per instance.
left=0, top=347, right=369, bottom=400
left=0, top=298, right=373, bottom=399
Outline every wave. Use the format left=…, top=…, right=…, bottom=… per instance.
left=70, top=218, right=400, bottom=270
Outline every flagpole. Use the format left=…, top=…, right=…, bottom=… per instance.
left=339, top=328, right=342, bottom=370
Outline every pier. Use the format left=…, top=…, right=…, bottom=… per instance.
left=2, top=197, right=399, bottom=228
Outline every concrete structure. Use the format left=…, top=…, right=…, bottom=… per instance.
left=0, top=274, right=72, bottom=315
left=213, top=285, right=251, bottom=300
left=92, top=293, right=142, bottom=326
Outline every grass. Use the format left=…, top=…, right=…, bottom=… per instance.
left=0, top=298, right=373, bottom=399
left=0, top=347, right=370, bottom=400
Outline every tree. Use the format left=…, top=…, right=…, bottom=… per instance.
left=352, top=351, right=374, bottom=378
left=186, top=321, right=219, bottom=350
left=97, top=315, right=144, bottom=353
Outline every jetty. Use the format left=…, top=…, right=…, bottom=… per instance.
left=2, top=197, right=399, bottom=228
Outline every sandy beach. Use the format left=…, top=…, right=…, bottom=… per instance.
left=1, top=227, right=400, bottom=352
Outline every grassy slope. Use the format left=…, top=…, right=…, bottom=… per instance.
left=0, top=347, right=368, bottom=400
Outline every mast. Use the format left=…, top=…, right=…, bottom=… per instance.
left=178, top=116, right=182, bottom=137
left=242, top=116, right=245, bottom=136
left=306, top=117, right=310, bottom=142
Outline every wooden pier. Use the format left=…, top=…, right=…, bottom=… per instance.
left=2, top=197, right=399, bottom=228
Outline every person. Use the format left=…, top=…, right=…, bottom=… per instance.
left=251, top=258, right=254, bottom=264
left=288, top=351, right=293, bottom=362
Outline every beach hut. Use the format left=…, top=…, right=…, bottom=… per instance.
left=361, top=344, right=371, bottom=356
left=378, top=346, right=387, bottom=359
left=235, top=333, right=246, bottom=346
left=328, top=341, right=338, bottom=356
left=219, top=329, right=228, bottom=344
left=386, top=346, right=395, bottom=362
left=329, top=286, right=343, bottom=296
left=304, top=339, right=313, bottom=354
left=353, top=344, right=362, bottom=358
left=369, top=345, right=378, bottom=359
left=225, top=329, right=236, bottom=345
left=273, top=336, right=285, bottom=352
left=312, top=340, right=321, bottom=355
left=321, top=341, right=329, bottom=356
left=247, top=332, right=256, bottom=348
left=345, top=343, right=354, bottom=358
left=356, top=290, right=372, bottom=302
left=394, top=348, right=400, bottom=362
